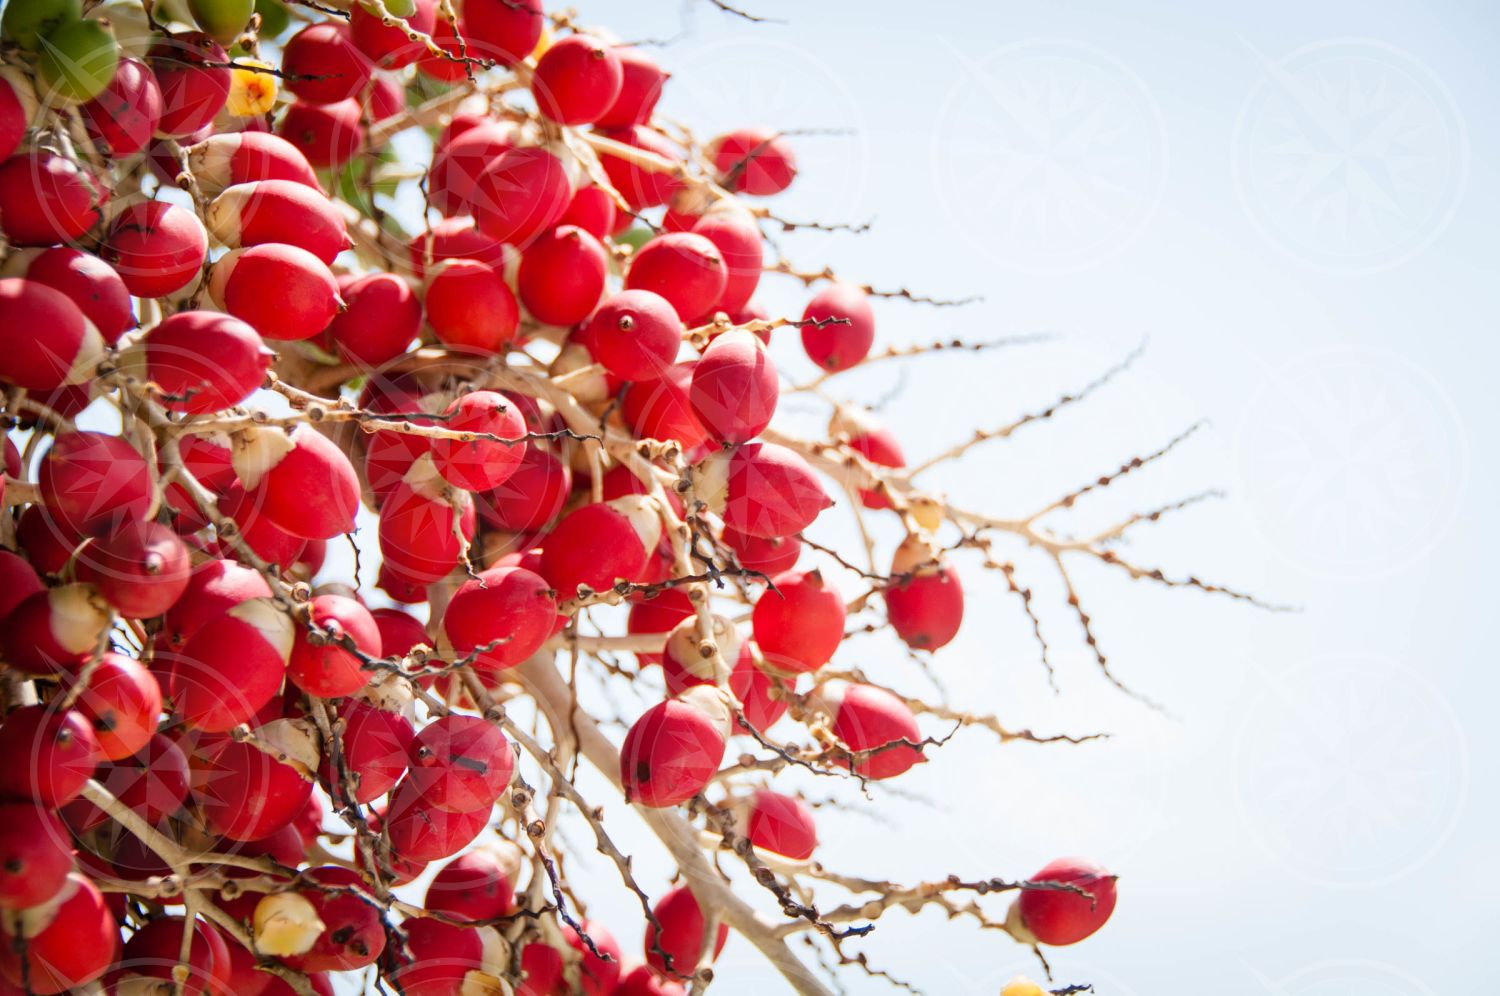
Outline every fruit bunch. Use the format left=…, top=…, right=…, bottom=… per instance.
left=0, top=1, right=1253, bottom=993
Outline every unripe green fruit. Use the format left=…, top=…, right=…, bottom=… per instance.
left=188, top=0, right=254, bottom=45
left=2, top=0, right=82, bottom=51
left=36, top=18, right=120, bottom=106
left=379, top=0, right=419, bottom=16
left=254, top=0, right=290, bottom=38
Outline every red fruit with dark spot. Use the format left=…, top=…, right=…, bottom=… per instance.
left=425, top=259, right=520, bottom=355
left=532, top=34, right=623, bottom=125
left=80, top=57, right=162, bottom=155
left=442, top=565, right=557, bottom=671
left=0, top=704, right=100, bottom=807
left=79, top=519, right=192, bottom=619
left=327, top=272, right=422, bottom=366
left=620, top=697, right=727, bottom=808
left=752, top=568, right=845, bottom=674
left=518, top=224, right=608, bottom=326
left=690, top=330, right=778, bottom=444
left=424, top=848, right=519, bottom=921
left=1014, top=858, right=1118, bottom=946
left=39, top=431, right=152, bottom=536
left=322, top=699, right=413, bottom=804
left=643, top=885, right=729, bottom=979
left=288, top=593, right=381, bottom=698
left=132, top=310, right=272, bottom=415
left=625, top=232, right=727, bottom=324
left=282, top=22, right=372, bottom=104
left=407, top=714, right=512, bottom=813
left=0, top=874, right=118, bottom=993
left=801, top=282, right=875, bottom=373
left=18, top=246, right=135, bottom=343
left=478, top=446, right=571, bottom=532
left=709, top=127, right=798, bottom=196
left=0, top=804, right=73, bottom=909
left=149, top=32, right=232, bottom=137
left=588, top=289, right=683, bottom=382
left=596, top=47, right=668, bottom=129
left=287, top=866, right=387, bottom=972
left=885, top=558, right=964, bottom=651
left=472, top=146, right=571, bottom=247
left=64, top=651, right=162, bottom=761
left=0, top=151, right=108, bottom=246
left=278, top=97, right=366, bottom=170
left=101, top=200, right=208, bottom=299
left=384, top=780, right=490, bottom=862
left=746, top=789, right=818, bottom=860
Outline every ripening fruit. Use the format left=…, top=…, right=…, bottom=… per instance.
left=408, top=217, right=508, bottom=278
left=441, top=565, right=557, bottom=671
left=282, top=22, right=372, bottom=104
left=189, top=0, right=255, bottom=44
left=288, top=593, right=381, bottom=697
left=644, top=885, right=729, bottom=979
left=191, top=725, right=317, bottom=841
left=597, top=46, right=667, bottom=128
left=472, top=146, right=571, bottom=247
left=625, top=232, right=728, bottom=324
left=100, top=200, right=208, bottom=299
left=218, top=481, right=306, bottom=569
left=424, top=845, right=521, bottom=921
left=692, top=205, right=763, bottom=315
left=829, top=406, right=905, bottom=509
left=587, top=289, right=683, bottom=381
left=206, top=179, right=351, bottom=264
left=279, top=97, right=366, bottom=170
left=429, top=390, right=528, bottom=492
left=233, top=424, right=362, bottom=540
left=518, top=224, right=608, bottom=326
left=161, top=557, right=272, bottom=653
left=407, top=714, right=513, bottom=813
left=350, top=0, right=436, bottom=68
left=78, top=519, right=191, bottom=619
left=622, top=361, right=709, bottom=452
left=884, top=534, right=964, bottom=651
left=35, top=15, right=118, bottom=105
left=429, top=120, right=517, bottom=217
left=286, top=867, right=387, bottom=972
left=207, top=242, right=342, bottom=341
left=424, top=258, right=520, bottom=354
left=745, top=789, right=818, bottom=860
left=327, top=271, right=421, bottom=366
left=124, top=309, right=272, bottom=415
left=0, top=804, right=73, bottom=909
left=226, top=57, right=278, bottom=116
left=119, top=915, right=218, bottom=995
left=65, top=652, right=162, bottom=760
left=383, top=780, right=491, bottom=862
left=478, top=446, right=572, bottom=532
left=801, top=282, right=875, bottom=372
left=0, top=704, right=100, bottom=807
left=461, top=0, right=545, bottom=67
left=594, top=124, right=679, bottom=211
left=392, top=915, right=486, bottom=994
left=1012, top=858, right=1118, bottom=946
left=540, top=496, right=662, bottom=598
left=378, top=462, right=477, bottom=584
left=0, top=150, right=108, bottom=246
left=172, top=597, right=294, bottom=731
left=620, top=693, right=729, bottom=808
left=816, top=682, right=925, bottom=780
left=0, top=873, right=117, bottom=993
left=148, top=32, right=232, bottom=137
left=722, top=526, right=800, bottom=575
left=696, top=441, right=832, bottom=539
left=187, top=130, right=321, bottom=195
left=532, top=34, right=623, bottom=125
left=39, top=430, right=151, bottom=535
left=0, top=549, right=45, bottom=620
left=15, top=246, right=135, bottom=343
left=95, top=731, right=191, bottom=825
left=322, top=698, right=413, bottom=804
left=80, top=57, right=161, bottom=154
left=0, top=278, right=105, bottom=392
left=752, top=569, right=845, bottom=673
left=690, top=329, right=779, bottom=444
left=614, top=966, right=686, bottom=996
left=709, top=127, right=798, bottom=196
left=2, top=0, right=80, bottom=50
left=558, top=183, right=617, bottom=239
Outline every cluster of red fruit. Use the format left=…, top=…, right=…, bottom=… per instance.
left=0, top=0, right=1118, bottom=993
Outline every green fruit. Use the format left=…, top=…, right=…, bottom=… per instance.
left=2, top=0, right=82, bottom=50
left=380, top=0, right=418, bottom=16
left=253, top=0, right=289, bottom=38
left=36, top=17, right=119, bottom=106
left=188, top=0, right=254, bottom=46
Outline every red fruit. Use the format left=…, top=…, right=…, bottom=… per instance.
left=378, top=468, right=477, bottom=584
left=0, top=79, right=23, bottom=160
left=831, top=407, right=905, bottom=509
left=442, top=565, right=557, bottom=671
left=0, top=278, right=104, bottom=392
left=0, top=804, right=73, bottom=909
left=288, top=866, right=387, bottom=972
left=38, top=431, right=151, bottom=536
left=620, top=695, right=728, bottom=808
left=643, top=885, right=729, bottom=978
left=472, top=146, right=572, bottom=247
left=429, top=390, right=528, bottom=491
left=119, top=916, right=217, bottom=995
left=424, top=258, right=520, bottom=354
left=884, top=538, right=964, bottom=651
left=558, top=184, right=617, bottom=239
left=161, top=558, right=272, bottom=652
left=289, top=593, right=381, bottom=697
left=394, top=916, right=485, bottom=995
left=0, top=874, right=118, bottom=993
left=518, top=224, right=608, bottom=326
left=16, top=246, right=134, bottom=343
left=0, top=151, right=107, bottom=246
left=191, top=728, right=316, bottom=841
left=587, top=289, right=683, bottom=381
left=424, top=847, right=519, bottom=921
left=79, top=519, right=192, bottom=619
left=1013, top=858, right=1119, bottom=946
left=350, top=0, right=436, bottom=68
left=430, top=120, right=518, bottom=217
left=625, top=232, right=727, bottom=324
left=323, top=699, right=413, bottom=804
left=517, top=944, right=563, bottom=996
left=96, top=732, right=191, bottom=825
left=710, top=127, right=797, bottom=196
left=148, top=32, right=231, bottom=136
left=407, top=714, right=513, bottom=812
left=327, top=272, right=422, bottom=366
left=217, top=934, right=272, bottom=996
left=172, top=597, right=295, bottom=732
left=746, top=789, right=818, bottom=860
left=539, top=497, right=660, bottom=598
left=0, top=549, right=44, bottom=621
left=0, top=705, right=100, bottom=807
left=64, top=652, right=162, bottom=760
left=690, top=330, right=778, bottom=444
left=533, top=34, right=624, bottom=125
left=627, top=588, right=694, bottom=667
left=206, top=179, right=350, bottom=264
left=597, top=47, right=668, bottom=129
left=187, top=131, right=321, bottom=195
left=208, top=242, right=342, bottom=341
left=235, top=424, right=361, bottom=540
left=722, top=526, right=800, bottom=575
left=693, top=207, right=763, bottom=314
left=372, top=607, right=430, bottom=658
left=594, top=125, right=680, bottom=211
left=751, top=569, right=845, bottom=674
left=819, top=683, right=924, bottom=780
left=377, top=562, right=429, bottom=604
left=478, top=446, right=571, bottom=532
left=130, top=310, right=272, bottom=415
left=661, top=636, right=788, bottom=735
left=384, top=780, right=490, bottom=862
left=408, top=216, right=508, bottom=278
left=80, top=57, right=162, bottom=155
left=0, top=583, right=110, bottom=674
left=801, top=282, right=875, bottom=372
left=698, top=442, right=831, bottom=539
left=15, top=505, right=83, bottom=578
left=279, top=97, right=366, bottom=169
left=622, top=361, right=708, bottom=451
left=283, top=23, right=372, bottom=104
left=217, top=483, right=308, bottom=570
left=101, top=199, right=208, bottom=299
left=564, top=921, right=622, bottom=995
left=461, top=0, right=545, bottom=66
left=614, top=965, right=685, bottom=996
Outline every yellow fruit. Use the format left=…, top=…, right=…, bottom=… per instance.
left=226, top=59, right=277, bottom=116
left=531, top=22, right=553, bottom=60
left=1001, top=978, right=1046, bottom=996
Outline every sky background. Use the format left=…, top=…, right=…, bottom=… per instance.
left=487, top=1, right=1498, bottom=993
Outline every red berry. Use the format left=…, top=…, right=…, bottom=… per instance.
left=801, top=282, right=875, bottom=372
left=327, top=271, right=422, bottom=366
left=1014, top=858, right=1118, bottom=945
left=0, top=150, right=108, bottom=246
left=697, top=442, right=832, bottom=539
left=206, top=179, right=350, bottom=264
left=692, top=207, right=764, bottom=315
left=161, top=558, right=273, bottom=653
left=384, top=779, right=490, bottom=862
left=289, top=593, right=381, bottom=697
left=424, top=258, right=520, bottom=354
left=323, top=698, right=414, bottom=804
left=461, top=0, right=545, bottom=67
left=0, top=874, right=118, bottom=993
left=424, top=846, right=520, bottom=921
left=118, top=916, right=217, bottom=995
left=596, top=47, right=668, bottom=129
left=378, top=468, right=476, bottom=584
left=722, top=526, right=800, bottom=575
left=429, top=120, right=517, bottom=216
left=540, top=497, right=661, bottom=598
left=287, top=866, right=387, bottom=972
left=558, top=183, right=617, bottom=239
left=350, top=0, right=437, bottom=68
left=429, top=390, right=529, bottom=491
left=478, top=446, right=572, bottom=532
left=884, top=537, right=964, bottom=651
left=218, top=481, right=307, bottom=570
left=101, top=200, right=208, bottom=299
left=407, top=714, right=513, bottom=812
left=563, top=920, right=622, bottom=995
left=472, top=146, right=572, bottom=247
left=746, top=789, right=818, bottom=860
left=709, top=127, right=797, bottom=196
left=63, top=652, right=162, bottom=761
left=0, top=278, right=105, bottom=393
left=210, top=242, right=343, bottom=341
left=235, top=423, right=362, bottom=540
left=279, top=97, right=366, bottom=170
left=171, top=597, right=295, bottom=732
left=39, top=430, right=152, bottom=536
left=627, top=588, right=694, bottom=667
left=129, top=310, right=272, bottom=415
left=518, top=224, right=609, bottom=326
left=532, top=34, right=624, bottom=125
left=752, top=568, right=845, bottom=674
left=0, top=804, right=73, bottom=909
left=614, top=965, right=685, bottom=996
left=16, top=246, right=135, bottom=343
left=0, top=549, right=45, bottom=621
left=148, top=32, right=231, bottom=137
left=622, top=361, right=709, bottom=452
left=191, top=728, right=316, bottom=841
left=818, top=683, right=924, bottom=780
left=830, top=407, right=905, bottom=509
left=0, top=704, right=100, bottom=807
left=0, top=583, right=111, bottom=674
left=643, top=885, right=729, bottom=978
left=187, top=131, right=321, bottom=195
left=620, top=695, right=728, bottom=808
left=80, top=57, right=163, bottom=155
left=95, top=731, right=192, bottom=825
left=283, top=22, right=372, bottom=104
left=393, top=915, right=485, bottom=993
left=77, top=519, right=190, bottom=619
left=586, top=289, right=683, bottom=381
left=442, top=565, right=557, bottom=671
left=690, top=329, right=779, bottom=444
left=594, top=125, right=680, bottom=211
left=625, top=232, right=727, bottom=324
